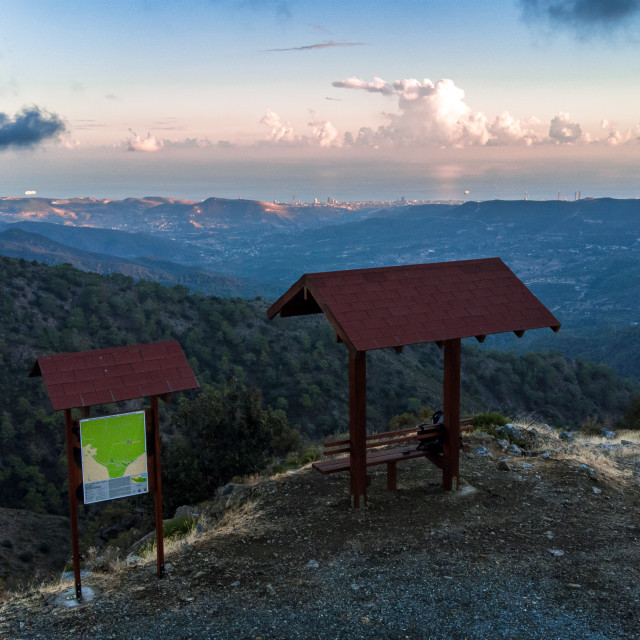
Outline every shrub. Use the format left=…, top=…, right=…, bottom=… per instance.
left=617, top=395, right=640, bottom=430
left=472, top=411, right=509, bottom=436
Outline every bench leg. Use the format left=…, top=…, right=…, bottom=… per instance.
left=387, top=461, right=397, bottom=491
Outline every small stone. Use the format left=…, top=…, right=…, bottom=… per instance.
left=497, top=459, right=512, bottom=471
left=230, top=580, right=240, bottom=587
left=549, top=549, right=565, bottom=557
left=540, top=451, right=551, bottom=459
left=506, top=443, right=522, bottom=456
left=265, top=584, right=276, bottom=597
left=558, top=432, right=573, bottom=441
left=545, top=531, right=554, bottom=540
left=521, top=462, right=533, bottom=468
left=620, top=440, right=633, bottom=446
left=600, top=428, right=616, bottom=440
left=567, top=583, right=582, bottom=589
left=475, top=446, right=492, bottom=457
left=306, top=559, right=319, bottom=569
left=592, top=487, right=602, bottom=494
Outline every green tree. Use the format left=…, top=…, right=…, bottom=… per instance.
left=162, top=379, right=300, bottom=512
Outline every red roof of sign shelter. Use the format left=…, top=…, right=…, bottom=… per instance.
left=267, top=258, right=560, bottom=352
left=30, top=340, right=198, bottom=411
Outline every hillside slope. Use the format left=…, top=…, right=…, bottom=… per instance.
left=1, top=425, right=638, bottom=639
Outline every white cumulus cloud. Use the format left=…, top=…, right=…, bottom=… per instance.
left=127, top=130, right=164, bottom=152
left=259, top=108, right=341, bottom=147
left=548, top=112, right=583, bottom=144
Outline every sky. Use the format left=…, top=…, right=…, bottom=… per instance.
left=0, top=0, right=639, bottom=202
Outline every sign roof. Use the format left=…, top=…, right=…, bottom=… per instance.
left=30, top=340, right=198, bottom=410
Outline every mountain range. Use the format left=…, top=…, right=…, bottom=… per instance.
left=1, top=195, right=639, bottom=377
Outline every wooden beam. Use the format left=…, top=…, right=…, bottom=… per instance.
left=349, top=350, right=367, bottom=508
left=151, top=395, right=165, bottom=578
left=442, top=338, right=461, bottom=491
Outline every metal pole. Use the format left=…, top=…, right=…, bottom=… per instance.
left=151, top=396, right=165, bottom=578
left=64, top=408, right=83, bottom=600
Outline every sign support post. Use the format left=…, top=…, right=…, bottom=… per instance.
left=63, top=408, right=83, bottom=601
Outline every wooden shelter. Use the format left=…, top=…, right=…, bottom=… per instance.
left=268, top=258, right=560, bottom=507
left=30, top=340, right=198, bottom=599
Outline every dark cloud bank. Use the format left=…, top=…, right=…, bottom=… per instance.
left=521, top=0, right=640, bottom=30
left=0, top=107, right=66, bottom=150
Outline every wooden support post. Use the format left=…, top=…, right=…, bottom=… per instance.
left=442, top=338, right=461, bottom=491
left=387, top=461, right=397, bottom=491
left=349, top=350, right=367, bottom=508
left=150, top=396, right=165, bottom=578
left=64, top=409, right=83, bottom=601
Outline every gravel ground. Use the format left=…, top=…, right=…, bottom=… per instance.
left=1, top=426, right=639, bottom=639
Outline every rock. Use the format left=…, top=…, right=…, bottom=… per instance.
left=174, top=505, right=200, bottom=519
left=497, top=459, right=512, bottom=471
left=600, top=428, right=616, bottom=440
left=265, top=584, right=276, bottom=597
left=53, top=586, right=97, bottom=608
left=620, top=440, right=633, bottom=446
left=521, top=462, right=533, bottom=469
left=497, top=439, right=510, bottom=451
left=592, top=487, right=602, bottom=494
left=558, top=432, right=574, bottom=441
left=475, top=445, right=492, bottom=457
left=306, top=559, right=319, bottom=569
left=539, top=451, right=551, bottom=459
left=126, top=555, right=142, bottom=565
left=506, top=443, right=522, bottom=457
left=218, top=482, right=238, bottom=498
left=226, top=484, right=254, bottom=508
left=496, top=423, right=520, bottom=440
left=549, top=549, right=565, bottom=557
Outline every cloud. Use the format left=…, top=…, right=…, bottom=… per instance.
left=266, top=40, right=364, bottom=52
left=0, top=106, right=66, bottom=150
left=163, top=137, right=214, bottom=149
left=332, top=74, right=619, bottom=149
left=126, top=130, right=163, bottom=152
left=259, top=108, right=341, bottom=147
left=520, top=0, right=640, bottom=34
left=260, top=108, right=299, bottom=144
left=332, top=76, right=393, bottom=95
left=336, top=75, right=540, bottom=147
left=548, top=112, right=583, bottom=143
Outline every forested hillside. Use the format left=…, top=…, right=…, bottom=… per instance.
left=0, top=256, right=637, bottom=516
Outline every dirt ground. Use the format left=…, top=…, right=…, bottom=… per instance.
left=1, top=425, right=639, bottom=639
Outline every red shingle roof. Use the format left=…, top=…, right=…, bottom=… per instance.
left=267, top=258, right=560, bottom=352
left=30, top=340, right=199, bottom=411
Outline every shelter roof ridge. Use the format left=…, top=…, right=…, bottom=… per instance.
left=268, top=259, right=560, bottom=352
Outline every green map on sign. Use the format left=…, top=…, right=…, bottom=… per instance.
left=81, top=412, right=147, bottom=480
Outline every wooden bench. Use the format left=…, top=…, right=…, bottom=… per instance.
left=312, top=419, right=474, bottom=491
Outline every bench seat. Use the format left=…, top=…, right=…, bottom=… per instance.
left=313, top=419, right=473, bottom=491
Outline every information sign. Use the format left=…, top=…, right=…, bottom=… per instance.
left=79, top=411, right=148, bottom=504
